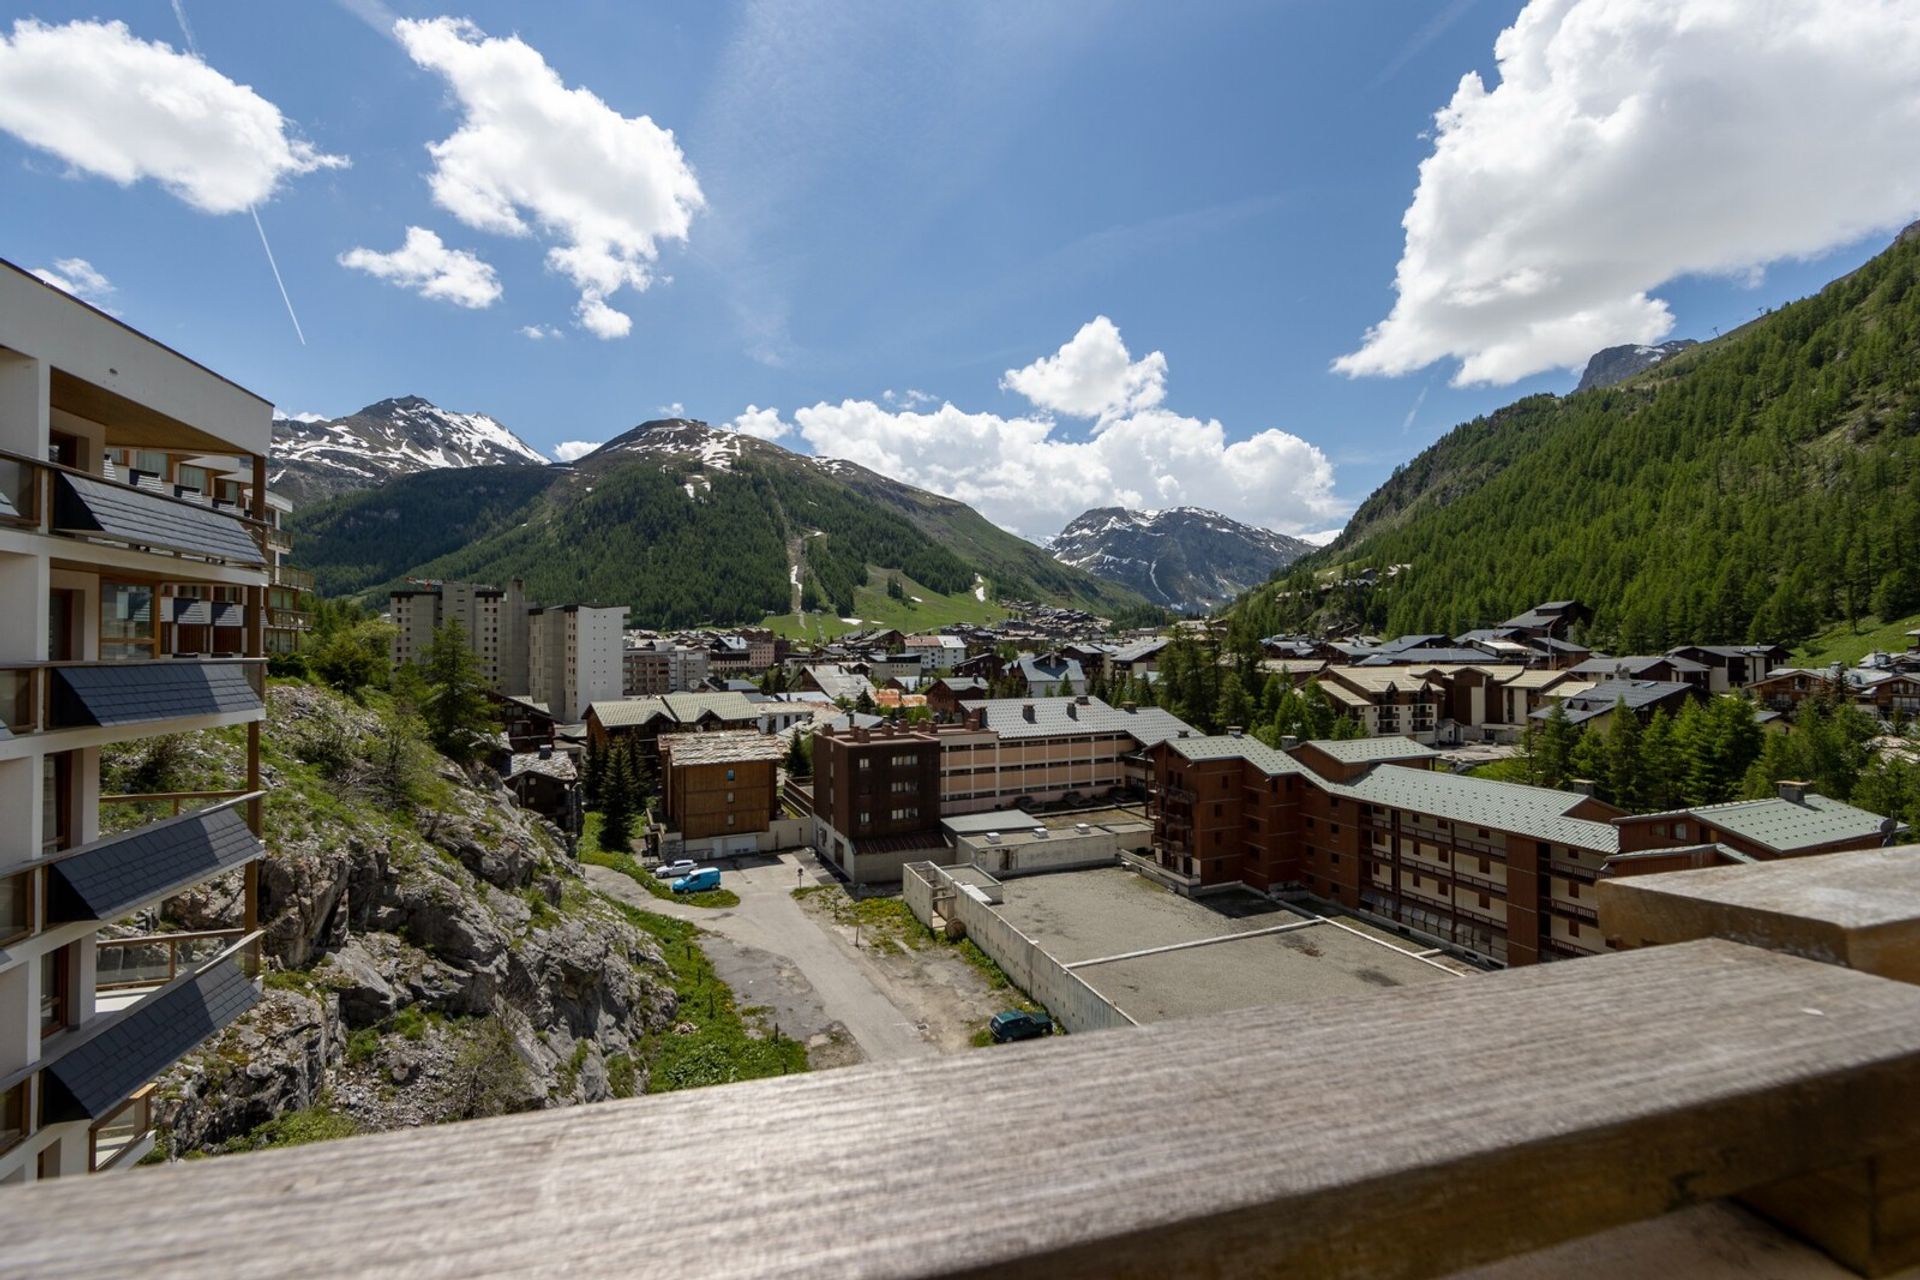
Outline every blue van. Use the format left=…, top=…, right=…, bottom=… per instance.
left=671, top=867, right=722, bottom=893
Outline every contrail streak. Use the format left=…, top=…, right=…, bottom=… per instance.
left=172, top=0, right=309, bottom=344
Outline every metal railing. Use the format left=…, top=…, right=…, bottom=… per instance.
left=98, top=787, right=251, bottom=817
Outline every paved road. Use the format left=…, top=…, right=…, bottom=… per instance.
left=583, top=851, right=937, bottom=1062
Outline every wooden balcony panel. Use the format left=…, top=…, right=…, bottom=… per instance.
left=9, top=940, right=1920, bottom=1279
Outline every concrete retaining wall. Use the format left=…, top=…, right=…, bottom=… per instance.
left=904, top=864, right=1137, bottom=1035
left=902, top=862, right=936, bottom=922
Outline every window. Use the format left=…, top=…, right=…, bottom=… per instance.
left=41, top=947, right=70, bottom=1036
left=0, top=870, right=30, bottom=946
left=100, top=581, right=156, bottom=660
left=726, top=815, right=735, bottom=827
left=858, top=758, right=871, bottom=770
left=0, top=1082, right=23, bottom=1156
left=42, top=752, right=73, bottom=855
left=1674, top=823, right=1689, bottom=841
left=726, top=792, right=735, bottom=803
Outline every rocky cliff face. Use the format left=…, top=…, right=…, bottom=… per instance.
left=135, top=684, right=678, bottom=1156
left=1573, top=340, right=1699, bottom=393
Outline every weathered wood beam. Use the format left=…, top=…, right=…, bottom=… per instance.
left=9, top=939, right=1920, bottom=1280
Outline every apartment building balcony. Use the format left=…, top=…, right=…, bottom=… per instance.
left=1552, top=898, right=1600, bottom=924
left=269, top=563, right=316, bottom=592
left=0, top=658, right=264, bottom=756
left=0, top=449, right=269, bottom=582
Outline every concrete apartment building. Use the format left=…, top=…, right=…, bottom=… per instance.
left=0, top=262, right=270, bottom=1182
left=622, top=639, right=708, bottom=696
left=810, top=696, right=1192, bottom=881
left=528, top=604, right=627, bottom=723
left=1148, top=732, right=1899, bottom=969
left=390, top=578, right=531, bottom=695
left=659, top=729, right=782, bottom=855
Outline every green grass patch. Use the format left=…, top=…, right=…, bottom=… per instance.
left=1465, top=756, right=1532, bottom=783
left=757, top=567, right=1005, bottom=643
left=595, top=895, right=808, bottom=1090
left=1796, top=612, right=1920, bottom=669
left=579, top=811, right=739, bottom=909
left=215, top=1104, right=359, bottom=1154
left=791, top=885, right=926, bottom=951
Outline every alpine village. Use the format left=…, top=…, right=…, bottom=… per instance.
left=6, top=4, right=1920, bottom=1278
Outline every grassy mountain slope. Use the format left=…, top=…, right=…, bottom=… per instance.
left=289, top=423, right=1146, bottom=626
left=1250, top=226, right=1920, bottom=649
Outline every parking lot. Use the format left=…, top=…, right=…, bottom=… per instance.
left=990, top=868, right=1459, bottom=1024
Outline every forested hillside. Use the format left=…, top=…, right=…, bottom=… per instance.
left=289, top=423, right=1146, bottom=626
left=1243, top=224, right=1920, bottom=649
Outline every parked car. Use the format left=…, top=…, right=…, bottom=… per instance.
left=671, top=867, right=722, bottom=894
left=654, top=859, right=697, bottom=880
left=988, top=1010, right=1053, bottom=1043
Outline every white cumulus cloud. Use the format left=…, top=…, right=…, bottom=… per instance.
left=31, top=256, right=113, bottom=305
left=519, top=323, right=562, bottom=340
left=339, top=226, right=501, bottom=309
left=1000, top=315, right=1166, bottom=418
left=1336, top=0, right=1920, bottom=386
left=0, top=19, right=345, bottom=214
left=552, top=440, right=602, bottom=462
left=394, top=17, right=704, bottom=340
left=726, top=405, right=790, bottom=440
left=769, top=318, right=1339, bottom=541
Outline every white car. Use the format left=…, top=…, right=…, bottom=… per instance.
left=654, top=859, right=698, bottom=880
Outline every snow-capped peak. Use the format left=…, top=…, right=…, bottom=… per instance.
left=269, top=395, right=547, bottom=503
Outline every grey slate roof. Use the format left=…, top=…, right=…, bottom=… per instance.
left=51, top=661, right=261, bottom=728
left=42, top=957, right=258, bottom=1122
left=1018, top=655, right=1085, bottom=688
left=166, top=596, right=212, bottom=626
left=1300, top=737, right=1441, bottom=765
left=1327, top=767, right=1621, bottom=853
left=1570, top=655, right=1708, bottom=678
left=1688, top=794, right=1901, bottom=854
left=53, top=472, right=264, bottom=565
left=1531, top=678, right=1695, bottom=725
left=971, top=696, right=1194, bottom=747
left=1167, top=735, right=1306, bottom=774
left=47, top=804, right=262, bottom=924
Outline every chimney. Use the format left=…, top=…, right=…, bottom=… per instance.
left=1227, top=726, right=1243, bottom=738
left=1121, top=701, right=1137, bottom=713
left=1568, top=778, right=1597, bottom=797
left=1076, top=694, right=1090, bottom=706
left=1066, top=703, right=1078, bottom=720
left=1777, top=779, right=1809, bottom=805
left=537, top=745, right=552, bottom=760
left=1177, top=729, right=1190, bottom=739
left=1281, top=735, right=1299, bottom=751
left=1023, top=703, right=1036, bottom=723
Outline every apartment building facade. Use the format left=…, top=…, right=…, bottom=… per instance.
left=810, top=697, right=1193, bottom=880
left=659, top=730, right=782, bottom=854
left=1148, top=733, right=1898, bottom=970
left=622, top=640, right=708, bottom=696
left=528, top=604, right=627, bottom=722
left=0, top=263, right=270, bottom=1182
left=390, top=578, right=531, bottom=695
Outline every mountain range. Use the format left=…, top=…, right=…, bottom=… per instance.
left=1051, top=506, right=1313, bottom=613
left=1238, top=219, right=1920, bottom=651
left=271, top=396, right=548, bottom=504
left=287, top=418, right=1151, bottom=628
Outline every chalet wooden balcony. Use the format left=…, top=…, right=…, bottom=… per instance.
left=6, top=934, right=1920, bottom=1278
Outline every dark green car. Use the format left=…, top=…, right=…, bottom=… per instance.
left=988, top=1010, right=1054, bottom=1043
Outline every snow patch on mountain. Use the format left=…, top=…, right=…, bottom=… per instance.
left=1050, top=505, right=1315, bottom=612
left=271, top=395, right=546, bottom=504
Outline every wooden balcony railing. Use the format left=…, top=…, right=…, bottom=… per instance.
left=5, top=937, right=1920, bottom=1277
left=96, top=928, right=249, bottom=991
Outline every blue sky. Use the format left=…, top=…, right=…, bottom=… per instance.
left=3, top=1, right=1918, bottom=540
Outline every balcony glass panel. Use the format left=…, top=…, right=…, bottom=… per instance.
left=100, top=582, right=155, bottom=661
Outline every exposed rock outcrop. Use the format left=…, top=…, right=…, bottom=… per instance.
left=139, top=682, right=679, bottom=1155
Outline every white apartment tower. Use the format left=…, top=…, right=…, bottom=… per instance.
left=0, top=262, right=271, bottom=1181
left=529, top=604, right=628, bottom=721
